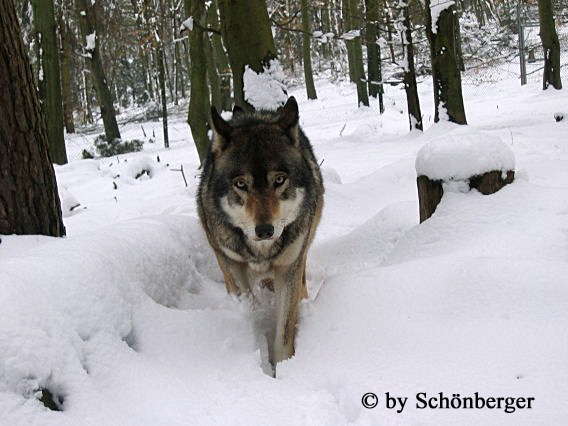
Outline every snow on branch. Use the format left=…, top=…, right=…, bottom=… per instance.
left=340, top=30, right=360, bottom=40
left=180, top=17, right=193, bottom=33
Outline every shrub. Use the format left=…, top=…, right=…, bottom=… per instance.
left=93, top=134, right=144, bottom=157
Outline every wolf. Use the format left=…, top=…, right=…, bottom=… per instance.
left=197, top=97, right=324, bottom=369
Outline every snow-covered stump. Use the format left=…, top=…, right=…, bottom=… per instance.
left=415, top=132, right=515, bottom=222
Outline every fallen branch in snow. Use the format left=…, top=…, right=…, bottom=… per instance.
left=170, top=165, right=188, bottom=187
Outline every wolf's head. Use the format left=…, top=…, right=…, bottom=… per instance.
left=208, top=97, right=310, bottom=251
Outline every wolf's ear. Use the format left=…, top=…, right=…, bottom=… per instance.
left=232, top=104, right=245, bottom=118
left=277, top=97, right=299, bottom=145
left=210, top=107, right=232, bottom=154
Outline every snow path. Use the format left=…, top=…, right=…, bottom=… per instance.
left=1, top=79, right=568, bottom=424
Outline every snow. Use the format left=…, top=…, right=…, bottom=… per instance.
left=430, top=0, right=455, bottom=34
left=243, top=59, right=287, bottom=110
left=85, top=32, right=96, bottom=51
left=415, top=128, right=516, bottom=180
left=59, top=187, right=85, bottom=217
left=1, top=75, right=568, bottom=424
left=179, top=17, right=193, bottom=32
left=340, top=29, right=360, bottom=40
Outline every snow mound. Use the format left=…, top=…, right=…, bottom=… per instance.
left=100, top=156, right=165, bottom=183
left=321, top=166, right=342, bottom=184
left=243, top=59, right=287, bottom=110
left=415, top=131, right=515, bottom=181
left=59, top=187, right=86, bottom=217
left=0, top=216, right=212, bottom=414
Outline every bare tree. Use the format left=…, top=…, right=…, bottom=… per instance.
left=76, top=0, right=121, bottom=141
left=397, top=0, right=422, bottom=130
left=301, top=0, right=317, bottom=99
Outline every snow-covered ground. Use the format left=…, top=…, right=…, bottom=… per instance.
left=1, top=76, right=567, bottom=425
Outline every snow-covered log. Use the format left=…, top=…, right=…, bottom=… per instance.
left=415, top=131, right=515, bottom=222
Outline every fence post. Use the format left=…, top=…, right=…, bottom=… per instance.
left=518, top=1, right=527, bottom=85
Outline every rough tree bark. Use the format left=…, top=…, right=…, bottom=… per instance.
left=76, top=0, right=121, bottom=141
left=218, top=0, right=278, bottom=110
left=31, top=0, right=67, bottom=165
left=0, top=0, right=65, bottom=237
left=424, top=0, right=467, bottom=124
left=537, top=0, right=562, bottom=90
left=301, top=0, right=317, bottom=99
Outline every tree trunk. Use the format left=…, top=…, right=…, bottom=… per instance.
left=58, top=18, right=75, bottom=134
left=385, top=5, right=397, bottom=63
left=424, top=0, right=467, bottom=124
left=156, top=47, right=169, bottom=149
left=537, top=0, right=562, bottom=90
left=301, top=0, right=317, bottom=100
left=399, top=1, right=422, bottom=130
left=417, top=171, right=514, bottom=222
left=0, top=0, right=65, bottom=236
left=185, top=0, right=211, bottom=163
left=321, top=0, right=332, bottom=61
left=153, top=0, right=169, bottom=149
left=31, top=0, right=67, bottom=165
left=205, top=32, right=222, bottom=111
left=82, top=68, right=94, bottom=124
left=345, top=0, right=369, bottom=107
left=218, top=0, right=278, bottom=110
left=208, top=0, right=232, bottom=111
left=365, top=0, right=381, bottom=98
left=174, top=26, right=182, bottom=104
left=204, top=3, right=222, bottom=111
left=76, top=0, right=121, bottom=141
left=342, top=0, right=356, bottom=82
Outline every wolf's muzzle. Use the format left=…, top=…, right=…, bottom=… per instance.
left=255, top=224, right=275, bottom=240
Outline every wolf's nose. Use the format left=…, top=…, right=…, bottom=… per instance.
left=255, top=224, right=274, bottom=240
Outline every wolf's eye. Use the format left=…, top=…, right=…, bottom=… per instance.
left=274, top=175, right=287, bottom=187
left=234, top=178, right=247, bottom=190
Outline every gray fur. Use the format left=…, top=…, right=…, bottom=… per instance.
left=197, top=97, right=324, bottom=371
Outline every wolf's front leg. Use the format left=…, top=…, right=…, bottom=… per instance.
left=214, top=251, right=251, bottom=295
left=272, top=258, right=304, bottom=366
